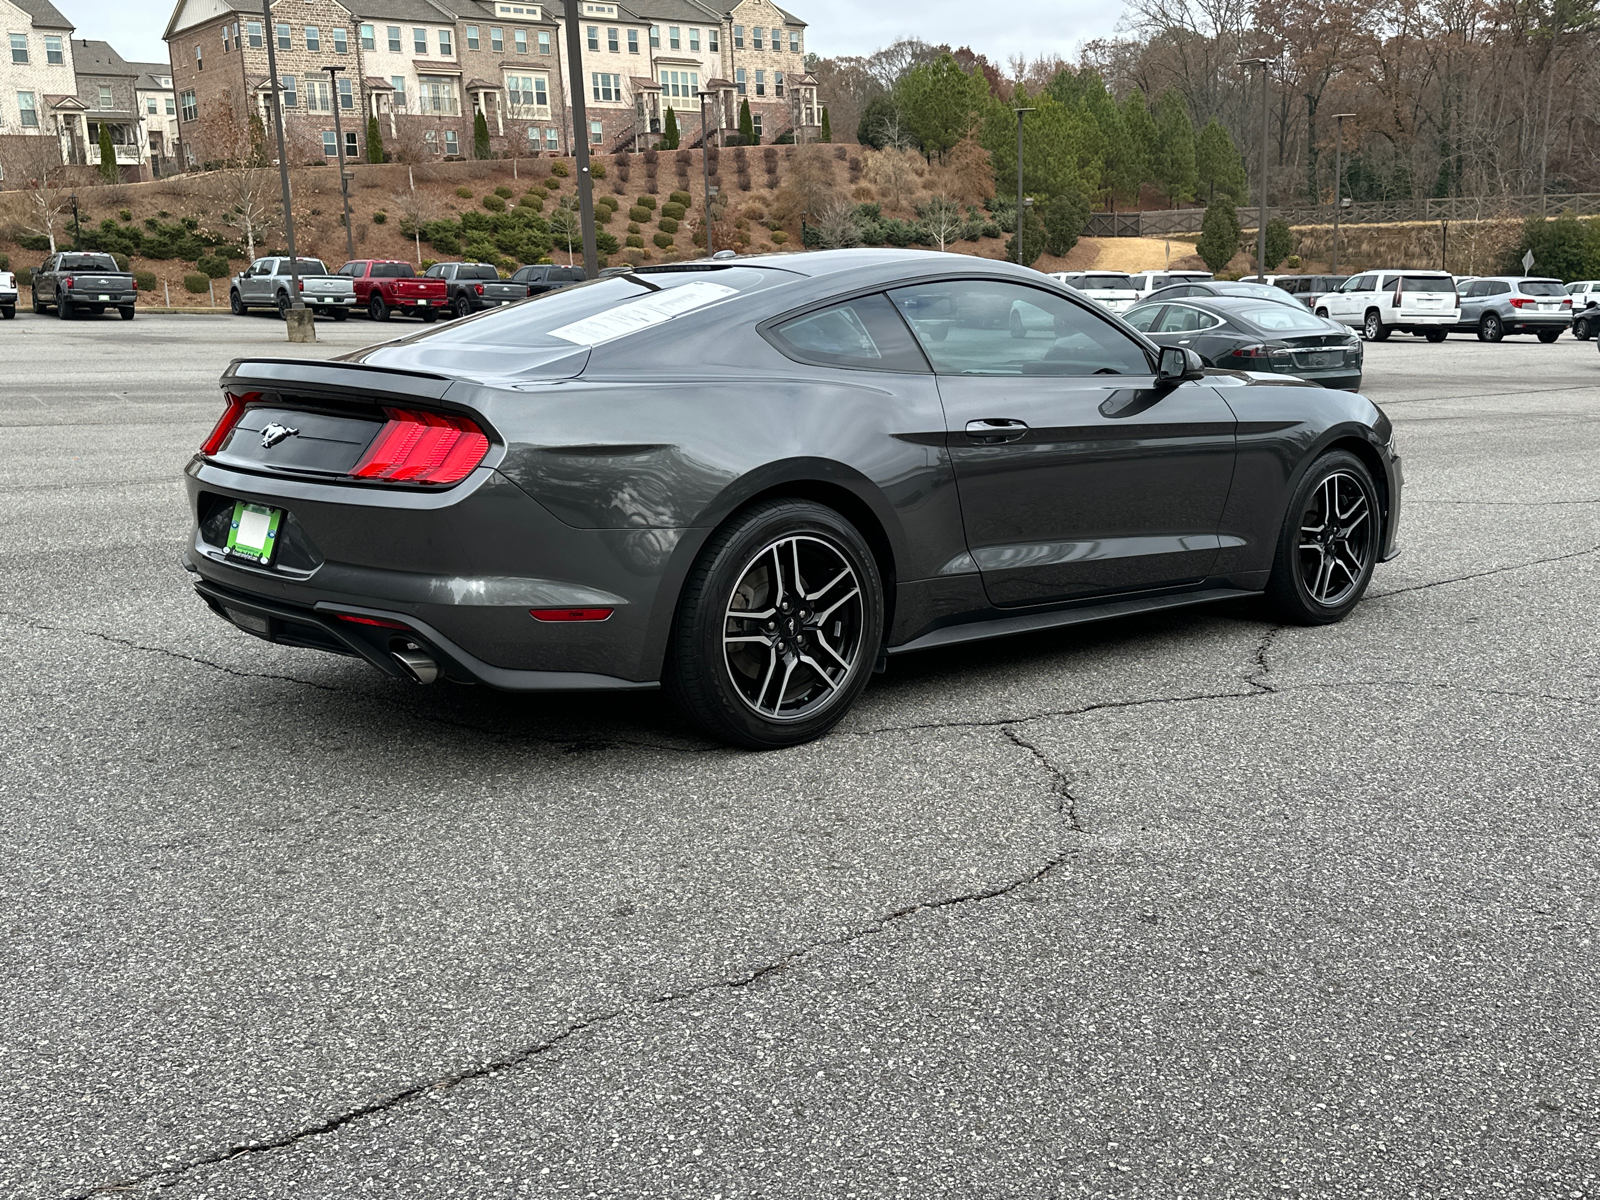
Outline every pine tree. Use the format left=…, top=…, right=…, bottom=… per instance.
left=473, top=111, right=491, bottom=159
left=1119, top=91, right=1157, bottom=204
left=661, top=106, right=680, bottom=150
left=1195, top=117, right=1247, bottom=204
left=1196, top=199, right=1241, bottom=272
left=97, top=123, right=117, bottom=182
left=366, top=116, right=385, bottom=163
left=1152, top=89, right=1197, bottom=208
left=738, top=98, right=754, bottom=144
left=820, top=107, right=832, bottom=142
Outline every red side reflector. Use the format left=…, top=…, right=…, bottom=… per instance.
left=350, top=408, right=489, bottom=485
left=335, top=613, right=411, bottom=630
left=200, top=391, right=258, bottom=455
left=530, top=607, right=614, bottom=622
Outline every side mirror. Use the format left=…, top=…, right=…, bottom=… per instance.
left=1157, top=345, right=1203, bottom=384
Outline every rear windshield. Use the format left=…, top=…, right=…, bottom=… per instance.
left=1236, top=305, right=1328, bottom=332
left=1398, top=276, right=1453, bottom=293
left=457, top=265, right=501, bottom=280
left=1213, top=282, right=1288, bottom=299
left=281, top=259, right=329, bottom=275
left=371, top=262, right=414, bottom=278
left=60, top=254, right=120, bottom=271
left=1519, top=279, right=1565, bottom=296
left=405, top=265, right=788, bottom=349
left=1080, top=274, right=1135, bottom=290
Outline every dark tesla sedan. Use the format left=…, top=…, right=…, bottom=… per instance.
left=183, top=249, right=1402, bottom=747
left=1146, top=279, right=1305, bottom=306
left=1125, top=296, right=1365, bottom=390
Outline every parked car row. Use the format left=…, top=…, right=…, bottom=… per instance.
left=228, top=257, right=590, bottom=322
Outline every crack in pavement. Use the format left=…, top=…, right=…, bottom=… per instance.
left=70, top=724, right=1082, bottom=1199
left=1245, top=626, right=1283, bottom=694
left=1371, top=542, right=1600, bottom=597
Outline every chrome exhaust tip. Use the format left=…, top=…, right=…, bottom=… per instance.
left=390, top=642, right=439, bottom=685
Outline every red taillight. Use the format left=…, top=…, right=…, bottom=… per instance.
left=335, top=613, right=411, bottom=630
left=200, top=391, right=257, bottom=455
left=131, top=277, right=138, bottom=292
left=297, top=279, right=305, bottom=291
left=1227, top=344, right=1270, bottom=360
left=350, top=408, right=489, bottom=485
left=63, top=276, right=73, bottom=288
left=530, top=607, right=614, bottom=622
left=1393, top=285, right=1403, bottom=306
left=1562, top=298, right=1573, bottom=308
left=474, top=283, right=485, bottom=295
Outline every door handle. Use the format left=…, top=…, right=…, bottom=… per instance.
left=965, top=418, right=1029, bottom=444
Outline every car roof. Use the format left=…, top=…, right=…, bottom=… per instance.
left=1473, top=275, right=1561, bottom=283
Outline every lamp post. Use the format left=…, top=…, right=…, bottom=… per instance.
left=560, top=9, right=599, bottom=276
left=1238, top=59, right=1272, bottom=279
left=698, top=90, right=715, bottom=257
left=261, top=0, right=312, bottom=341
left=1014, top=107, right=1034, bottom=265
left=1331, top=112, right=1354, bottom=275
left=69, top=192, right=79, bottom=248
left=325, top=65, right=356, bottom=264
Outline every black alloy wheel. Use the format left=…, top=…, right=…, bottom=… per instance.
left=119, top=306, right=134, bottom=321
left=1574, top=315, right=1594, bottom=340
left=1424, top=328, right=1447, bottom=342
left=1315, top=307, right=1330, bottom=319
left=1537, top=328, right=1561, bottom=344
left=666, top=499, right=883, bottom=748
left=276, top=291, right=292, bottom=319
left=1479, top=312, right=1503, bottom=342
left=1362, top=310, right=1388, bottom=341
left=1264, top=450, right=1379, bottom=624
left=57, top=295, right=72, bottom=319
left=453, top=294, right=473, bottom=319
left=369, top=295, right=389, bottom=322
left=229, top=289, right=246, bottom=315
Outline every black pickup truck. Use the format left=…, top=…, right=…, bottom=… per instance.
left=32, top=252, right=138, bottom=320
left=423, top=261, right=528, bottom=318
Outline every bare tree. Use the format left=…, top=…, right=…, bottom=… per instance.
left=865, top=147, right=924, bottom=210
left=195, top=102, right=278, bottom=261
left=777, top=143, right=841, bottom=220
left=393, top=183, right=439, bottom=266
left=920, top=194, right=964, bottom=251
left=14, top=136, right=73, bottom=253
left=813, top=199, right=862, bottom=248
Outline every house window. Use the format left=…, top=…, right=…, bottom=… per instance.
left=413, top=28, right=427, bottom=54
left=507, top=74, right=537, bottom=108
left=772, top=27, right=782, bottom=48
left=425, top=129, right=437, bottom=149
left=338, top=77, right=353, bottom=108
left=534, top=75, right=548, bottom=106
left=668, top=26, right=679, bottom=49
left=752, top=27, right=762, bottom=50
left=626, top=29, right=638, bottom=53
left=735, top=67, right=745, bottom=95
left=586, top=25, right=598, bottom=50
left=688, top=28, right=699, bottom=51
left=420, top=77, right=459, bottom=114
left=607, top=27, right=618, bottom=52
left=754, top=70, right=764, bottom=97
left=195, top=44, right=202, bottom=70
left=305, top=76, right=330, bottom=112
left=276, top=23, right=290, bottom=49
left=538, top=30, right=550, bottom=53
left=752, top=113, right=762, bottom=140
left=179, top=91, right=196, bottom=121
left=45, top=33, right=61, bottom=63
left=222, top=24, right=230, bottom=52
left=660, top=70, right=698, bottom=99
left=444, top=129, right=458, bottom=154
left=733, top=24, right=743, bottom=48
left=345, top=130, right=358, bottom=157
left=359, top=23, right=374, bottom=50
left=9, top=34, right=26, bottom=64
left=789, top=30, right=800, bottom=53
left=387, top=26, right=401, bottom=52
left=165, top=96, right=174, bottom=114
left=439, top=29, right=452, bottom=54
left=514, top=29, right=527, bottom=52
left=491, top=27, right=503, bottom=50
left=649, top=24, right=659, bottom=47
left=591, top=72, right=620, bottom=102
left=17, top=90, right=37, bottom=126
left=322, top=131, right=338, bottom=157
left=99, top=84, right=114, bottom=109
left=775, top=71, right=784, bottom=97
left=305, top=26, right=320, bottom=51
left=545, top=127, right=558, bottom=150
left=708, top=27, right=718, bottom=51
left=589, top=119, right=602, bottom=144
left=390, top=76, right=407, bottom=107
left=147, top=97, right=158, bottom=114
left=333, top=28, right=347, bottom=53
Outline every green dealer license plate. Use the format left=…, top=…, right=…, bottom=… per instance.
left=225, top=502, right=282, bottom=564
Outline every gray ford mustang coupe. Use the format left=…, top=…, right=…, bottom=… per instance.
left=184, top=249, right=1402, bottom=747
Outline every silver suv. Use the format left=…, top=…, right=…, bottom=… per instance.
left=1567, top=281, right=1600, bottom=339
left=1454, top=276, right=1572, bottom=342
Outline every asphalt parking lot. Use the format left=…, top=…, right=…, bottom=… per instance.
left=3, top=310, right=1597, bottom=1198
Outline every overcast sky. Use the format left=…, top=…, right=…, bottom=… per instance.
left=53, top=0, right=1122, bottom=72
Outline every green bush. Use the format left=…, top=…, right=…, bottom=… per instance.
left=482, top=194, right=507, bottom=212
left=372, top=211, right=387, bottom=224
left=628, top=205, right=652, bottom=223
left=1196, top=200, right=1242, bottom=273
left=1262, top=218, right=1294, bottom=271
left=626, top=233, right=645, bottom=248
left=771, top=230, right=789, bottom=245
left=653, top=231, right=674, bottom=249
left=549, top=159, right=570, bottom=177
left=196, top=254, right=230, bottom=278
left=455, top=186, right=474, bottom=199
left=590, top=160, right=606, bottom=179
left=627, top=222, right=641, bottom=234
left=636, top=194, right=656, bottom=210
left=17, top=234, right=50, bottom=251
left=182, top=272, right=210, bottom=294
left=658, top=216, right=679, bottom=234
left=494, top=185, right=514, bottom=199
left=111, top=253, right=130, bottom=271
left=1042, top=192, right=1091, bottom=258
left=526, top=187, right=549, bottom=201
left=669, top=190, right=692, bottom=208
left=517, top=194, right=542, bottom=210
left=133, top=270, right=157, bottom=292
left=596, top=230, right=619, bottom=254
left=119, top=209, right=132, bottom=222
left=660, top=202, right=686, bottom=221
left=596, top=194, right=618, bottom=211
left=16, top=267, right=32, bottom=288
left=1503, top=212, right=1600, bottom=281
left=0, top=253, right=9, bottom=271
left=595, top=205, right=613, bottom=224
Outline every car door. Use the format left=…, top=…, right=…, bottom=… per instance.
left=1151, top=303, right=1224, bottom=362
left=1457, top=280, right=1486, bottom=328
left=888, top=277, right=1238, bottom=607
left=1328, top=274, right=1368, bottom=324
left=37, top=255, right=56, bottom=302
left=243, top=260, right=271, bottom=303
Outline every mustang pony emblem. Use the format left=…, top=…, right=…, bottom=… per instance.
left=260, top=423, right=299, bottom=449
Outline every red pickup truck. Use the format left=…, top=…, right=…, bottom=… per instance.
left=337, top=259, right=447, bottom=322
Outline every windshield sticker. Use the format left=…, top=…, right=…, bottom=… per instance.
left=547, top=281, right=737, bottom=345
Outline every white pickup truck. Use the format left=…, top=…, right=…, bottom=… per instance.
left=229, top=257, right=357, bottom=320
left=0, top=268, right=15, bottom=319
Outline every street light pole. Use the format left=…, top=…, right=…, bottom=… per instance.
left=261, top=0, right=312, bottom=341
left=1238, top=58, right=1272, bottom=278
left=560, top=12, right=599, bottom=277
left=698, top=90, right=715, bottom=257
left=1014, top=107, right=1034, bottom=265
left=325, top=65, right=356, bottom=264
left=1331, top=112, right=1354, bottom=276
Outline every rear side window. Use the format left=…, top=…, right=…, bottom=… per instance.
left=1123, top=305, right=1161, bottom=332
left=371, top=263, right=414, bottom=278
left=1153, top=304, right=1217, bottom=333
left=1487, top=281, right=1511, bottom=295
left=768, top=293, right=928, bottom=372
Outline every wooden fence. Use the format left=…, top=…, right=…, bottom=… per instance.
left=1084, top=192, right=1600, bottom=237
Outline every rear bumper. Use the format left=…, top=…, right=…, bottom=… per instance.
left=67, top=290, right=135, bottom=304
left=304, top=295, right=357, bottom=305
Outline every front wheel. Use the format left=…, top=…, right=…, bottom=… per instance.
left=229, top=289, right=246, bottom=315
left=1362, top=310, right=1388, bottom=341
left=665, top=499, right=884, bottom=748
left=1263, top=450, right=1380, bottom=625
left=119, top=306, right=134, bottom=321
left=1574, top=316, right=1595, bottom=340
left=369, top=295, right=389, bottom=322
left=1424, top=328, right=1447, bottom=342
left=1479, top=313, right=1503, bottom=342
left=1315, top=307, right=1330, bottom=319
left=1537, top=328, right=1561, bottom=344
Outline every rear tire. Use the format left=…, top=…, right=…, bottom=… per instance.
left=119, top=306, right=134, bottom=321
left=0, top=306, right=13, bottom=320
left=1575, top=315, right=1595, bottom=340
left=1424, top=328, right=1446, bottom=342
left=452, top=295, right=473, bottom=319
left=1479, top=313, right=1503, bottom=342
left=370, top=295, right=389, bottom=321
left=665, top=499, right=884, bottom=749
left=32, top=291, right=44, bottom=315
left=1362, top=309, right=1388, bottom=341
left=276, top=291, right=291, bottom=319
left=229, top=289, right=247, bottom=315
left=57, top=296, right=72, bottom=319
left=421, top=311, right=438, bottom=323
left=1315, top=307, right=1330, bottom=319
left=1264, top=450, right=1380, bottom=625
left=1537, top=328, right=1561, bottom=344
left=331, top=308, right=349, bottom=321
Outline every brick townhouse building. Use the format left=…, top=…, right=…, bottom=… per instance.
left=71, top=39, right=142, bottom=174
left=162, top=0, right=818, bottom=166
left=0, top=0, right=84, bottom=176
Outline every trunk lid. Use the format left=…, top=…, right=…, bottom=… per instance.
left=301, top=277, right=354, bottom=297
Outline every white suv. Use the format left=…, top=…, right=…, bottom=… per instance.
left=1568, top=281, right=1600, bottom=339
left=1048, top=270, right=1140, bottom=314
left=1128, top=270, right=1214, bottom=300
left=1318, top=270, right=1459, bottom=341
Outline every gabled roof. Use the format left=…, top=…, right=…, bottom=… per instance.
left=71, top=39, right=138, bottom=78
left=128, top=61, right=175, bottom=91
left=341, top=0, right=456, bottom=20
left=12, top=0, right=75, bottom=31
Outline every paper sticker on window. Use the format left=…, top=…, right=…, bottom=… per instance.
left=547, top=281, right=737, bottom=345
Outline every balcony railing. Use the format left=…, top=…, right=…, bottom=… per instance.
left=86, top=144, right=142, bottom=166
